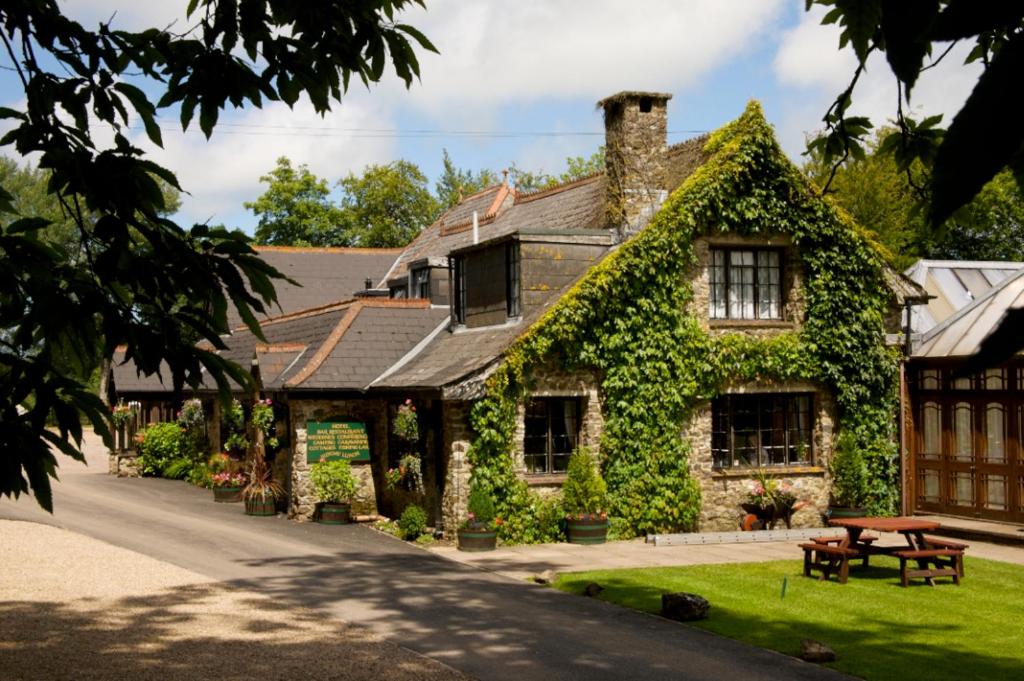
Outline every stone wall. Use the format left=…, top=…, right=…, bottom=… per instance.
left=687, top=382, right=835, bottom=531
left=288, top=399, right=385, bottom=521
left=440, top=401, right=473, bottom=537
left=108, top=451, right=140, bottom=477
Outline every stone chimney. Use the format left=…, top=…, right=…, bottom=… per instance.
left=598, top=91, right=671, bottom=240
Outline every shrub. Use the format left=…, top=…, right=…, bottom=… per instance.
left=397, top=504, right=428, bottom=540
left=136, top=422, right=183, bottom=476
left=309, top=458, right=358, bottom=503
left=176, top=398, right=207, bottom=458
left=467, top=482, right=496, bottom=525
left=562, top=447, right=607, bottom=517
left=497, top=482, right=563, bottom=544
left=829, top=432, right=871, bottom=508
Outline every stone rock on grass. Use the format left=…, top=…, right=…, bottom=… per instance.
left=532, top=570, right=557, bottom=585
left=660, top=592, right=709, bottom=622
left=584, top=582, right=604, bottom=597
left=800, top=639, right=837, bottom=663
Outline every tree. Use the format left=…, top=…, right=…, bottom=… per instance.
left=0, top=1, right=434, bottom=511
left=338, top=160, right=440, bottom=247
left=246, top=157, right=347, bottom=247
left=509, top=148, right=605, bottom=194
left=435, top=149, right=498, bottom=209
left=805, top=129, right=1024, bottom=268
left=806, top=2, right=1024, bottom=227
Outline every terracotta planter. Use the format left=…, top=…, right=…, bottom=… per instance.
left=212, top=486, right=242, bottom=503
left=566, top=517, right=609, bottom=545
left=318, top=502, right=351, bottom=525
left=244, top=496, right=277, bottom=516
left=457, top=527, right=497, bottom=552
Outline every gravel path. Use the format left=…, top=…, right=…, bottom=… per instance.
left=0, top=520, right=470, bottom=681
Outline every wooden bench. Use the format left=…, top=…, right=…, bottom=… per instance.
left=811, top=534, right=876, bottom=568
left=800, top=543, right=862, bottom=584
left=893, top=549, right=963, bottom=587
left=921, top=537, right=968, bottom=576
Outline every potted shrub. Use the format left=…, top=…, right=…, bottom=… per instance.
left=563, top=447, right=609, bottom=545
left=458, top=482, right=500, bottom=552
left=211, top=469, right=247, bottom=503
left=242, top=455, right=283, bottom=516
left=828, top=433, right=870, bottom=519
left=310, top=457, right=358, bottom=524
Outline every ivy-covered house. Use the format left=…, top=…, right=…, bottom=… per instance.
left=112, top=92, right=911, bottom=539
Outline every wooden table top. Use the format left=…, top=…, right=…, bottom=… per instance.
left=828, top=516, right=942, bottom=532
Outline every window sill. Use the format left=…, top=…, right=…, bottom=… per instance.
left=711, top=466, right=825, bottom=479
left=708, top=319, right=794, bottom=329
left=521, top=473, right=568, bottom=486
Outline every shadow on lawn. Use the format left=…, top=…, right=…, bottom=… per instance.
left=559, top=562, right=1022, bottom=681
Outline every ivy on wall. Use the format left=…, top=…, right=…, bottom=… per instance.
left=468, top=102, right=900, bottom=542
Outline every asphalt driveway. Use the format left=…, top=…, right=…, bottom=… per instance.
left=1, top=439, right=848, bottom=681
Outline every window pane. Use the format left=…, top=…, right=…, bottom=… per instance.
left=711, top=398, right=730, bottom=468
left=757, top=251, right=781, bottom=319
left=953, top=402, right=973, bottom=460
left=983, top=369, right=1006, bottom=390
left=921, top=402, right=941, bottom=457
left=920, top=369, right=940, bottom=390
left=984, top=475, right=1007, bottom=510
left=952, top=472, right=974, bottom=506
left=985, top=403, right=1006, bottom=463
left=549, top=399, right=578, bottom=474
left=710, top=251, right=726, bottom=319
left=524, top=400, right=549, bottom=473
left=728, top=250, right=756, bottom=319
left=919, top=469, right=940, bottom=504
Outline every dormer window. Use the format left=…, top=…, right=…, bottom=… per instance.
left=450, top=241, right=521, bottom=328
left=709, top=248, right=781, bottom=320
left=412, top=267, right=430, bottom=300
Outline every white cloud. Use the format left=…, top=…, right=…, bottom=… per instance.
left=772, top=2, right=983, bottom=159
left=133, top=101, right=397, bottom=225
left=390, top=0, right=787, bottom=114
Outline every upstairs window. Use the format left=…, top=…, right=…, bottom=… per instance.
left=709, top=248, right=781, bottom=320
left=712, top=393, right=812, bottom=468
left=524, top=397, right=579, bottom=474
left=390, top=285, right=407, bottom=299
left=412, top=267, right=430, bottom=300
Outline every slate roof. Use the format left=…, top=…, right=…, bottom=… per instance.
left=913, top=268, right=1024, bottom=358
left=112, top=131, right=718, bottom=396
left=903, top=259, right=1024, bottom=334
left=227, top=247, right=400, bottom=328
left=112, top=300, right=448, bottom=394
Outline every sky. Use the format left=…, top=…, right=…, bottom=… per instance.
left=0, top=1, right=982, bottom=234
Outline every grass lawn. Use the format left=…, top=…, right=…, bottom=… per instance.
left=555, top=557, right=1023, bottom=681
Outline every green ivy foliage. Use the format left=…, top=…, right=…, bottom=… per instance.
left=468, top=102, right=900, bottom=542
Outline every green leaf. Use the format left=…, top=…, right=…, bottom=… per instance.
left=930, top=30, right=1024, bottom=226
left=880, top=0, right=939, bottom=93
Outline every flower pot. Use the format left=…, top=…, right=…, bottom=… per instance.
left=457, top=527, right=497, bottom=552
left=212, top=486, right=242, bottom=503
left=244, top=497, right=277, bottom=516
left=566, top=517, right=609, bottom=545
left=318, top=502, right=351, bottom=525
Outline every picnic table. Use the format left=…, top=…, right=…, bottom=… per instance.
left=799, top=516, right=967, bottom=586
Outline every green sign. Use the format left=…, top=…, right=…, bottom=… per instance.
left=306, top=421, right=370, bottom=463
